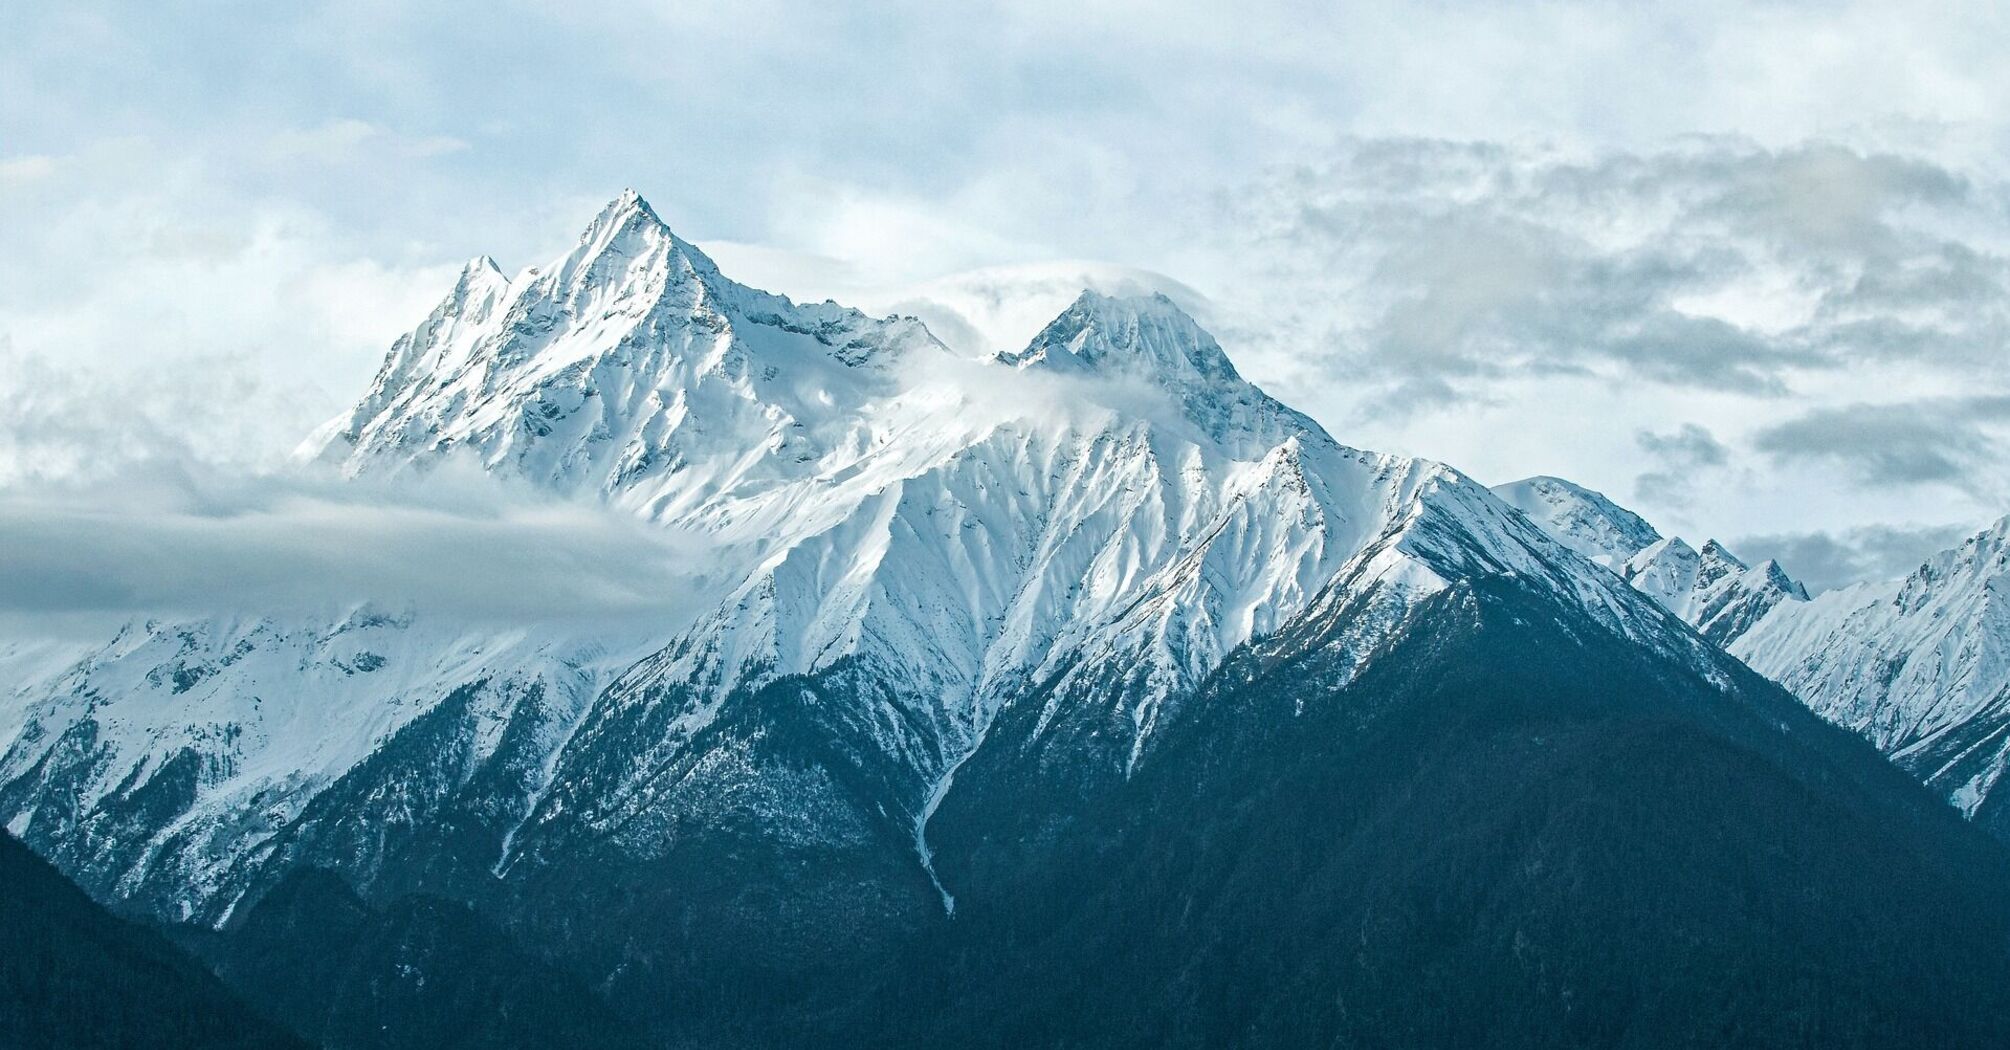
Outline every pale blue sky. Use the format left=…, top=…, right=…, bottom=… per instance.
left=7, top=1, right=2010, bottom=589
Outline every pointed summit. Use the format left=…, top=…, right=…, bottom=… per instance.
left=300, top=253, right=512, bottom=463
left=1697, top=538, right=1745, bottom=567
left=311, top=190, right=947, bottom=487
left=559, top=189, right=717, bottom=283
left=996, top=290, right=1323, bottom=446
left=585, top=187, right=665, bottom=236
left=1491, top=475, right=1663, bottom=568
left=1754, top=559, right=1811, bottom=600
left=448, top=255, right=509, bottom=314
left=1624, top=536, right=1696, bottom=587
left=1000, top=291, right=1241, bottom=386
left=462, top=253, right=504, bottom=278
left=521, top=190, right=731, bottom=327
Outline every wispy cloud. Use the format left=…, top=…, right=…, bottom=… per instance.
left=1184, top=136, right=2010, bottom=546
left=1752, top=397, right=2010, bottom=492
left=1634, top=424, right=1731, bottom=505
left=0, top=461, right=706, bottom=625
left=1735, top=522, right=1979, bottom=594
left=1212, top=139, right=2005, bottom=401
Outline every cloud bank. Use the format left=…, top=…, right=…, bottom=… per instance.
left=0, top=463, right=705, bottom=630
left=1734, top=523, right=1980, bottom=596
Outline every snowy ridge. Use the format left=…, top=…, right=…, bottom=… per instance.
left=1492, top=476, right=1807, bottom=643
left=1623, top=537, right=1808, bottom=645
left=1733, top=515, right=2010, bottom=825
left=1, top=193, right=1725, bottom=921
left=1491, top=476, right=1662, bottom=569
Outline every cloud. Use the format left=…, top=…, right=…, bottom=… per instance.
left=9, top=0, right=2010, bottom=567
left=264, top=119, right=469, bottom=165
left=1166, top=135, right=2010, bottom=542
left=1751, top=397, right=2010, bottom=491
left=0, top=345, right=334, bottom=484
left=0, top=155, right=57, bottom=183
left=1634, top=423, right=1730, bottom=504
left=0, top=338, right=705, bottom=632
left=1211, top=138, right=2007, bottom=404
left=0, top=137, right=461, bottom=470
left=0, top=461, right=707, bottom=627
left=1734, top=522, right=1978, bottom=593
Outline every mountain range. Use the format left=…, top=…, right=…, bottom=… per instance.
left=6, top=192, right=2010, bottom=1047
left=1492, top=473, right=2010, bottom=848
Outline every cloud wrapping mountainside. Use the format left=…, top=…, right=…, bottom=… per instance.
left=0, top=461, right=702, bottom=628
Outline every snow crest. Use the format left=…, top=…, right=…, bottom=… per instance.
left=2, top=193, right=1706, bottom=920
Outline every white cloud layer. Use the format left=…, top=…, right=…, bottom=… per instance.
left=0, top=461, right=703, bottom=629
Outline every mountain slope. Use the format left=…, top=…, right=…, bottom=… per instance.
left=1494, top=475, right=2010, bottom=849
left=7, top=194, right=2010, bottom=1044
left=0, top=830, right=305, bottom=1050
left=1734, top=515, right=2010, bottom=840
left=178, top=868, right=648, bottom=1050
left=1491, top=475, right=1663, bottom=568
left=0, top=609, right=654, bottom=919
left=1492, top=475, right=1808, bottom=643
left=885, top=575, right=2010, bottom=1048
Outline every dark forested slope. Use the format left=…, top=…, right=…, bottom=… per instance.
left=0, top=830, right=304, bottom=1050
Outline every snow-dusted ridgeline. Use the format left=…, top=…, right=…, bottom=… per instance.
left=1493, top=472, right=2010, bottom=842
left=1731, top=516, right=2010, bottom=835
left=2, top=193, right=1720, bottom=923
left=1491, top=475, right=1809, bottom=644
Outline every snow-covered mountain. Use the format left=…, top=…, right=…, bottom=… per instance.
left=1491, top=475, right=1808, bottom=642
left=1491, top=475, right=1662, bottom=569
left=4, top=192, right=1702, bottom=923
left=1494, top=472, right=2010, bottom=846
left=10, top=193, right=2010, bottom=1046
left=1732, top=516, right=2010, bottom=838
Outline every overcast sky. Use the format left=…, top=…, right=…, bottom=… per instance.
left=6, top=1, right=2010, bottom=593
